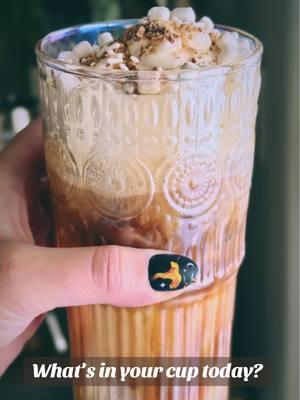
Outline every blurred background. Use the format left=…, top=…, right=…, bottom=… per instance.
left=0, top=0, right=298, bottom=399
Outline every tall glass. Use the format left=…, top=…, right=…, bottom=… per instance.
left=36, top=20, right=262, bottom=400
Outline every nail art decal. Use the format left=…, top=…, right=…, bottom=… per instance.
left=148, top=254, right=198, bottom=291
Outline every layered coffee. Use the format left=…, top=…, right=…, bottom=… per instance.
left=47, top=168, right=243, bottom=400
left=37, top=6, right=262, bottom=400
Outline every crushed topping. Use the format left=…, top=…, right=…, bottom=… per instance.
left=57, top=6, right=253, bottom=74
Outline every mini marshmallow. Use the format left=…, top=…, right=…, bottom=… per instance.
left=216, top=32, right=239, bottom=64
left=130, top=55, right=139, bottom=63
left=57, top=51, right=77, bottom=63
left=217, top=32, right=238, bottom=49
left=186, top=31, right=212, bottom=54
left=107, top=57, right=122, bottom=65
left=137, top=70, right=161, bottom=94
left=217, top=45, right=238, bottom=64
left=148, top=6, right=170, bottom=21
left=171, top=7, right=196, bottom=23
left=238, top=37, right=252, bottom=58
left=72, top=41, right=93, bottom=59
left=139, top=39, right=188, bottom=70
left=194, top=21, right=206, bottom=29
left=210, top=29, right=221, bottom=41
left=239, top=37, right=251, bottom=50
left=199, top=16, right=214, bottom=32
left=119, top=63, right=129, bottom=71
left=97, top=32, right=114, bottom=48
left=171, top=16, right=182, bottom=24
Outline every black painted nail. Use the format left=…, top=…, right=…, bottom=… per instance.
left=148, top=254, right=198, bottom=291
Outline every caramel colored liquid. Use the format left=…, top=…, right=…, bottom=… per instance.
left=69, top=278, right=236, bottom=400
left=52, top=181, right=246, bottom=400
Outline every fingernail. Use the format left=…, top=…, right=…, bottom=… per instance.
left=148, top=254, right=198, bottom=291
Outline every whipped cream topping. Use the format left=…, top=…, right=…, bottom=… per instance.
left=57, top=6, right=253, bottom=73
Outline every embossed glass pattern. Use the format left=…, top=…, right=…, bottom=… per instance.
left=36, top=20, right=262, bottom=400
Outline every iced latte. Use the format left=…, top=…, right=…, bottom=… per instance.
left=36, top=6, right=262, bottom=399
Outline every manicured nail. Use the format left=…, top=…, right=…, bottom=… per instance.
left=148, top=254, right=198, bottom=291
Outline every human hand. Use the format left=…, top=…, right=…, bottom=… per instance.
left=0, top=119, right=197, bottom=374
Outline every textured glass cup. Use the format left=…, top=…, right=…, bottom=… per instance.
left=36, top=20, right=262, bottom=400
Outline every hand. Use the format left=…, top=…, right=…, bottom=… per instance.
left=0, top=119, right=192, bottom=375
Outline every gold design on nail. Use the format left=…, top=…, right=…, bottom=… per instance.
left=152, top=261, right=182, bottom=289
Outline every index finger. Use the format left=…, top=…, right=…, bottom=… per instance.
left=0, top=118, right=44, bottom=186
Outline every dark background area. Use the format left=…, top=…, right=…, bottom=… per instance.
left=0, top=1, right=298, bottom=399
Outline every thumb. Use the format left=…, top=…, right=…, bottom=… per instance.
left=0, top=242, right=198, bottom=317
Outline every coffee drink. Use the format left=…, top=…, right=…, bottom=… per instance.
left=36, top=6, right=262, bottom=399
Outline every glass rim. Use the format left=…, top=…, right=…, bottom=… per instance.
left=35, top=19, right=263, bottom=81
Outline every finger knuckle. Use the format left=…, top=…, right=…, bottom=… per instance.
left=91, top=245, right=122, bottom=301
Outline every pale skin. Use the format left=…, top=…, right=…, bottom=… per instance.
left=0, top=119, right=183, bottom=375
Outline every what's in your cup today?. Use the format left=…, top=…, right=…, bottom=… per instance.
left=32, top=362, right=264, bottom=383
